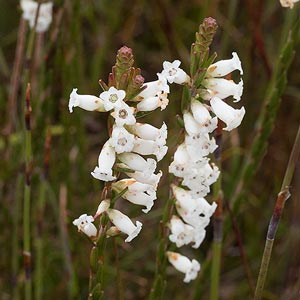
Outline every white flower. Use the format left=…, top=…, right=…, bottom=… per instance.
left=191, top=227, right=206, bottom=249
left=111, top=102, right=136, bottom=126
left=168, top=216, right=194, bottom=247
left=106, top=209, right=142, bottom=242
left=123, top=190, right=156, bottom=213
left=187, top=183, right=210, bottom=199
left=125, top=170, right=162, bottom=187
left=190, top=100, right=218, bottom=133
left=210, top=97, right=245, bottom=131
left=206, top=52, right=243, bottom=77
left=127, top=122, right=167, bottom=145
left=118, top=153, right=157, bottom=177
left=182, top=162, right=220, bottom=191
left=172, top=185, right=202, bottom=216
left=185, top=133, right=217, bottom=161
left=21, top=0, right=53, bottom=32
left=112, top=179, right=156, bottom=213
left=133, top=138, right=168, bottom=161
left=183, top=112, right=202, bottom=136
left=137, top=73, right=170, bottom=100
left=161, top=60, right=190, bottom=85
left=203, top=78, right=243, bottom=102
left=94, top=199, right=111, bottom=218
left=73, top=214, right=97, bottom=238
left=68, top=88, right=105, bottom=113
left=91, top=141, right=116, bottom=182
left=136, top=92, right=169, bottom=111
left=172, top=185, right=216, bottom=227
left=100, top=87, right=126, bottom=111
left=167, top=251, right=200, bottom=283
left=109, top=127, right=135, bottom=154
left=169, top=143, right=190, bottom=177
left=280, top=0, right=299, bottom=7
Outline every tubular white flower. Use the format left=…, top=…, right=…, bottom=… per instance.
left=161, top=60, right=190, bottom=85
left=133, top=138, right=168, bottom=161
left=169, top=143, right=190, bottom=177
left=100, top=87, right=126, bottom=111
left=73, top=214, right=97, bottom=238
left=185, top=133, right=218, bottom=161
left=21, top=0, right=53, bottom=32
left=183, top=112, right=201, bottom=135
left=189, top=185, right=211, bottom=200
left=118, top=153, right=157, bottom=177
left=172, top=185, right=201, bottom=216
left=109, top=127, right=135, bottom=154
left=112, top=179, right=157, bottom=213
left=125, top=170, right=162, bottom=187
left=137, top=92, right=169, bottom=112
left=172, top=185, right=216, bottom=227
left=167, top=252, right=201, bottom=283
left=182, top=162, right=220, bottom=191
left=111, top=102, right=136, bottom=126
left=68, top=88, right=105, bottom=113
left=112, top=178, right=155, bottom=194
left=191, top=227, right=206, bottom=249
left=210, top=97, right=245, bottom=131
left=124, top=190, right=156, bottom=213
left=127, top=122, right=167, bottom=145
left=106, top=209, right=142, bottom=242
left=203, top=163, right=220, bottom=186
left=190, top=100, right=218, bottom=133
left=206, top=52, right=243, bottom=77
left=91, top=141, right=116, bottom=182
left=280, top=0, right=299, bottom=7
left=204, top=78, right=243, bottom=102
left=168, top=216, right=194, bottom=248
left=95, top=199, right=111, bottom=218
left=137, top=73, right=170, bottom=100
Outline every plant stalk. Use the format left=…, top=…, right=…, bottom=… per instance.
left=23, top=83, right=32, bottom=300
left=210, top=123, right=223, bottom=300
left=253, top=123, right=300, bottom=300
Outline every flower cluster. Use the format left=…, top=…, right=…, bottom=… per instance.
left=167, top=53, right=245, bottom=282
left=20, top=0, right=53, bottom=32
left=71, top=46, right=178, bottom=243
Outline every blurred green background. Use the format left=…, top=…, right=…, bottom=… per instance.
left=0, top=1, right=299, bottom=299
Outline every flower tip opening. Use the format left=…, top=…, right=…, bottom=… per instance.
left=232, top=52, right=243, bottom=75
left=125, top=221, right=143, bottom=242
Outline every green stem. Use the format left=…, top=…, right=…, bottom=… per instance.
left=149, top=191, right=174, bottom=300
left=12, top=175, right=23, bottom=300
left=89, top=184, right=112, bottom=300
left=210, top=241, right=222, bottom=300
left=23, top=84, right=32, bottom=300
left=253, top=123, right=300, bottom=300
left=210, top=125, right=223, bottom=300
left=34, top=181, right=46, bottom=300
left=35, top=129, right=51, bottom=300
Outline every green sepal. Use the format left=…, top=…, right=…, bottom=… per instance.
left=181, top=85, right=191, bottom=112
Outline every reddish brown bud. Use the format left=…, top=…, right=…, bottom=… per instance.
left=118, top=46, right=133, bottom=57
left=134, top=75, right=145, bottom=85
